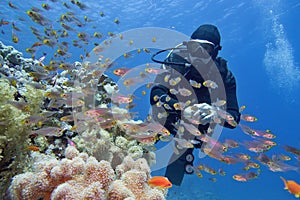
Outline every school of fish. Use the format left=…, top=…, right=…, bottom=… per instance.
left=1, top=1, right=299, bottom=197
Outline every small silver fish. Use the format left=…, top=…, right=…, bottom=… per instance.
left=30, top=127, right=63, bottom=137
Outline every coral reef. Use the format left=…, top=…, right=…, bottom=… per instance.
left=0, top=41, right=23, bottom=66
left=9, top=146, right=167, bottom=200
left=73, top=123, right=155, bottom=169
left=0, top=60, right=45, bottom=198
left=0, top=40, right=160, bottom=199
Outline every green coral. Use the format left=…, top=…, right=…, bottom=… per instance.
left=127, top=145, right=144, bottom=160
left=72, top=120, right=155, bottom=169
left=115, top=136, right=128, bottom=149
left=0, top=80, right=17, bottom=104
left=24, top=84, right=44, bottom=114
left=0, top=79, right=45, bottom=198
left=0, top=102, right=29, bottom=199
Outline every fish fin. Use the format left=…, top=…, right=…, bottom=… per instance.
left=280, top=176, right=288, bottom=190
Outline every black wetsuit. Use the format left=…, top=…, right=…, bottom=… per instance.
left=150, top=51, right=240, bottom=186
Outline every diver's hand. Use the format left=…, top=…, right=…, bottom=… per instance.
left=183, top=103, right=216, bottom=124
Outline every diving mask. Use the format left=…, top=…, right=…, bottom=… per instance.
left=187, top=39, right=215, bottom=55
left=151, top=39, right=217, bottom=67
left=186, top=39, right=215, bottom=65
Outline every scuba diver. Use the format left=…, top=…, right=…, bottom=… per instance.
left=150, top=24, right=241, bottom=186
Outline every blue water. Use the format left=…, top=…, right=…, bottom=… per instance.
left=1, top=0, right=300, bottom=199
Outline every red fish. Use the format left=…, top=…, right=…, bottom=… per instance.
left=30, top=127, right=63, bottom=137
left=111, top=94, right=134, bottom=104
left=31, top=42, right=43, bottom=48
left=240, top=114, right=258, bottom=122
left=232, top=174, right=247, bottom=182
left=239, top=124, right=260, bottom=137
left=232, top=171, right=259, bottom=182
left=129, top=133, right=157, bottom=143
left=144, top=67, right=169, bottom=74
left=0, top=19, right=9, bottom=26
left=84, top=108, right=111, bottom=118
left=148, top=176, right=172, bottom=189
left=113, top=67, right=131, bottom=76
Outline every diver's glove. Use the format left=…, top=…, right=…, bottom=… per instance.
left=183, top=103, right=216, bottom=125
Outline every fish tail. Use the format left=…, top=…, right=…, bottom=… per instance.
left=280, top=176, right=288, bottom=190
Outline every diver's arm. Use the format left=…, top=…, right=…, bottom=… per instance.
left=223, top=69, right=240, bottom=128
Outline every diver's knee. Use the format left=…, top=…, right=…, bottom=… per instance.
left=184, top=163, right=195, bottom=174
left=185, top=152, right=194, bottom=162
left=183, top=150, right=195, bottom=174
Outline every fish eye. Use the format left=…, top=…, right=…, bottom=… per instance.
left=122, top=124, right=129, bottom=128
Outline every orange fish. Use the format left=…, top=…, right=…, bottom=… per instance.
left=26, top=145, right=40, bottom=151
left=280, top=176, right=300, bottom=198
left=148, top=176, right=172, bottom=189
left=0, top=18, right=9, bottom=26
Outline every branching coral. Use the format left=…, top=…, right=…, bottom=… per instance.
left=9, top=146, right=167, bottom=200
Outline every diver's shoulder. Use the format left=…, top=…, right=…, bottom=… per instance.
left=215, top=56, right=228, bottom=64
